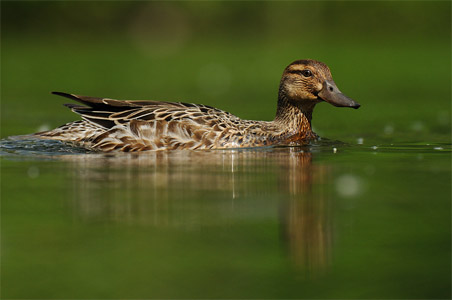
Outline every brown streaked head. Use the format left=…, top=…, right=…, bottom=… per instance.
left=279, top=59, right=360, bottom=109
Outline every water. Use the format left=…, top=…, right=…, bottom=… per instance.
left=1, top=137, right=450, bottom=298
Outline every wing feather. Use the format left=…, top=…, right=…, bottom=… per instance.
left=48, top=91, right=263, bottom=151
left=53, top=91, right=237, bottom=130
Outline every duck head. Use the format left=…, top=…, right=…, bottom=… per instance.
left=279, top=59, right=360, bottom=109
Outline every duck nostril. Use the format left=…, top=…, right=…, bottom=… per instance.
left=328, top=86, right=334, bottom=92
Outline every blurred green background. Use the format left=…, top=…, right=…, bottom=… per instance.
left=1, top=1, right=451, bottom=299
left=2, top=1, right=450, bottom=143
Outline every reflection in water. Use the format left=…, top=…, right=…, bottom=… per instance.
left=280, top=150, right=331, bottom=276
left=61, top=147, right=331, bottom=276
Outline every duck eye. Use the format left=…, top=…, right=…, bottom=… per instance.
left=301, top=69, right=312, bottom=77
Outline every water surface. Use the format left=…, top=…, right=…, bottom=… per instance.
left=1, top=137, right=450, bottom=298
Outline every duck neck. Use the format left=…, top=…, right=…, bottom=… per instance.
left=273, top=89, right=316, bottom=139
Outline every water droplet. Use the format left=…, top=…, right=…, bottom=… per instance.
left=411, top=121, right=424, bottom=132
left=434, top=147, right=443, bottom=150
left=37, top=124, right=51, bottom=132
left=357, top=137, right=364, bottom=144
left=371, top=146, right=378, bottom=150
left=27, top=166, right=40, bottom=179
left=335, top=174, right=362, bottom=197
left=333, top=147, right=337, bottom=153
left=384, top=124, right=394, bottom=135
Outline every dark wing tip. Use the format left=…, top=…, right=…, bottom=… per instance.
left=63, top=103, right=87, bottom=109
left=51, top=91, right=110, bottom=108
left=51, top=91, right=80, bottom=101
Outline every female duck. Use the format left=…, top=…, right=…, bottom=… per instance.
left=37, top=59, right=360, bottom=151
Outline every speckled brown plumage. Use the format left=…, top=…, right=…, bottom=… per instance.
left=36, top=59, right=360, bottom=152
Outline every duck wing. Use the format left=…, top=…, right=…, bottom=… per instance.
left=52, top=92, right=241, bottom=151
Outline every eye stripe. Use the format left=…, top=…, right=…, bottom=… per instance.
left=288, top=70, right=304, bottom=75
left=288, top=69, right=312, bottom=77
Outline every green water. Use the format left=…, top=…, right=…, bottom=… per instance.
left=1, top=139, right=451, bottom=298
left=1, top=1, right=451, bottom=299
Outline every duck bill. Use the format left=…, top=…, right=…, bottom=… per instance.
left=318, top=80, right=360, bottom=109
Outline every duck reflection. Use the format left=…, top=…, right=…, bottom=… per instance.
left=62, top=147, right=331, bottom=276
left=278, top=150, right=331, bottom=277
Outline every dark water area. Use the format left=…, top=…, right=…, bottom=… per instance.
left=1, top=137, right=450, bottom=298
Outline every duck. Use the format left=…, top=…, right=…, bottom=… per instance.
left=36, top=59, right=360, bottom=152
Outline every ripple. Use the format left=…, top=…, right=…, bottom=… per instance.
left=0, top=135, right=90, bottom=158
left=0, top=135, right=450, bottom=160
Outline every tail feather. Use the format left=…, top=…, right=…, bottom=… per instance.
left=52, top=91, right=133, bottom=111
